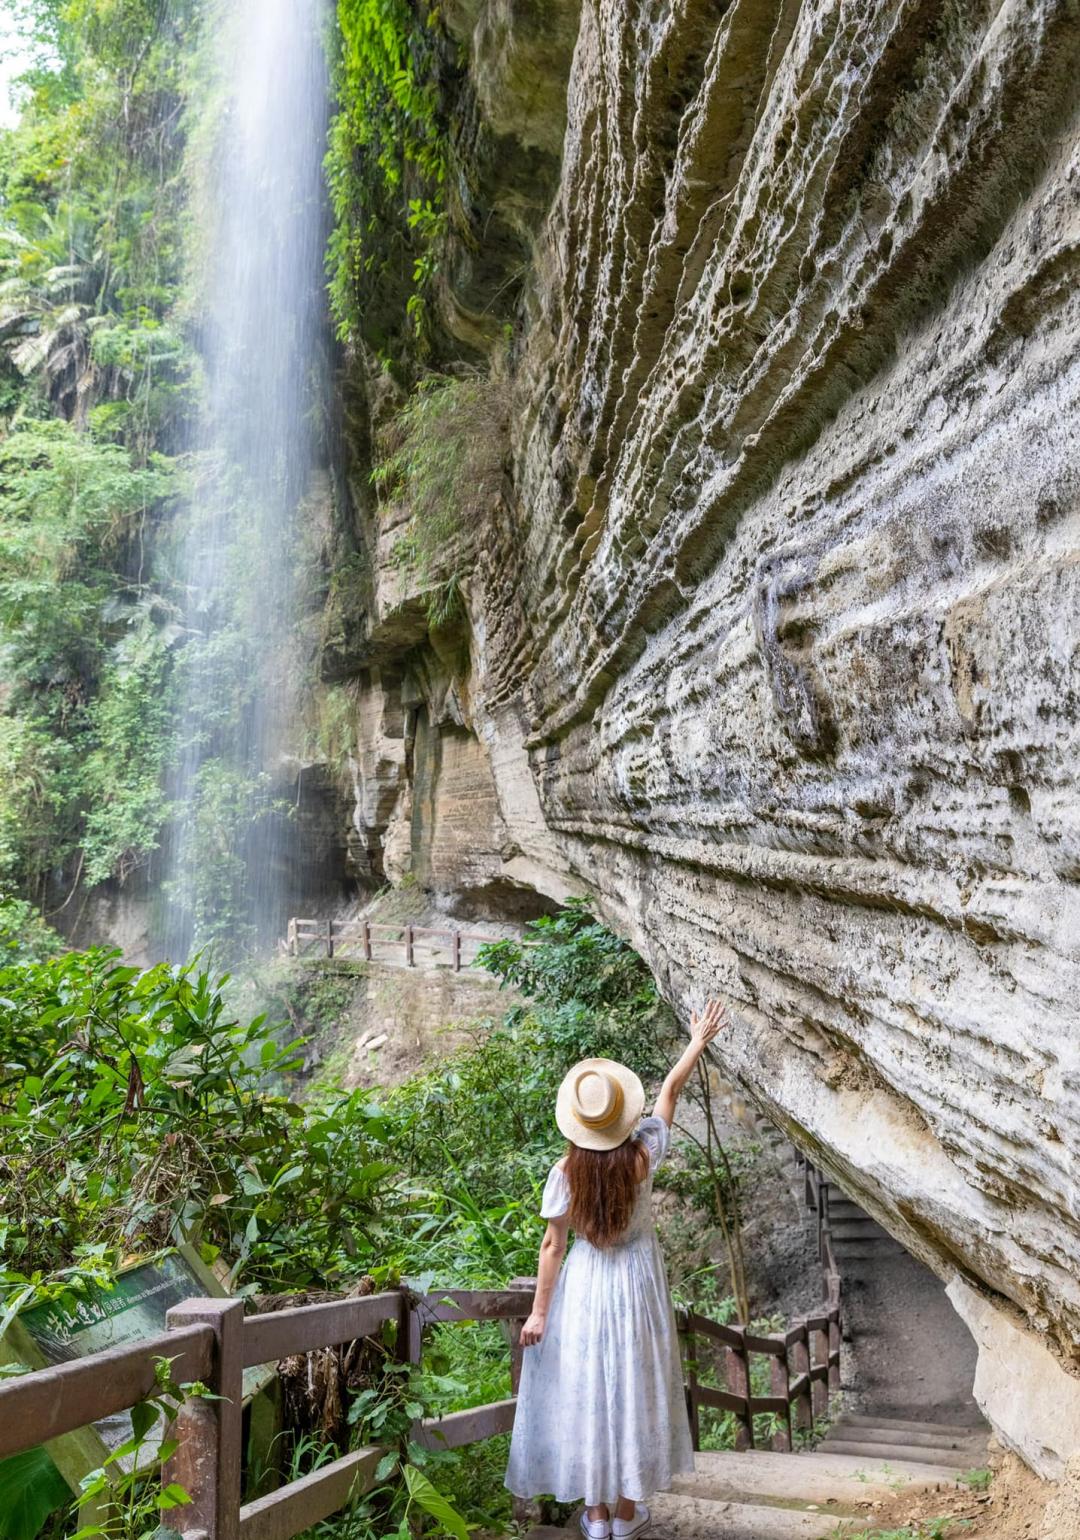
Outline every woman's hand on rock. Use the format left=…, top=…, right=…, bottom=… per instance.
left=690, top=998, right=728, bottom=1047
left=520, top=1311, right=546, bottom=1346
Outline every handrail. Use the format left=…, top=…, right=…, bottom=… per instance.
left=0, top=1323, right=215, bottom=1458
left=0, top=1283, right=535, bottom=1540
left=0, top=1147, right=846, bottom=1534
left=283, top=916, right=531, bottom=969
left=675, top=1142, right=845, bottom=1453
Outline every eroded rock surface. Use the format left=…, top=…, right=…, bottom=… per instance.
left=340, top=0, right=1080, bottom=1453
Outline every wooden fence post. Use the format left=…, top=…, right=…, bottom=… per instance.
left=396, top=1288, right=422, bottom=1373
left=326, top=919, right=334, bottom=959
left=679, top=1318, right=700, bottom=1451
left=725, top=1336, right=754, bottom=1450
left=790, top=1321, right=813, bottom=1433
left=452, top=931, right=461, bottom=972
left=405, top=925, right=414, bottom=967
left=811, top=1321, right=829, bottom=1419
left=165, top=1298, right=245, bottom=1540
left=770, top=1348, right=793, bottom=1451
left=362, top=919, right=372, bottom=961
left=287, top=918, right=297, bottom=957
left=828, top=1306, right=842, bottom=1394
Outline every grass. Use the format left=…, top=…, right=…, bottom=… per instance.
left=956, top=1467, right=992, bottom=1491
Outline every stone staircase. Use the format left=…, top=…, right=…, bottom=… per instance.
left=825, top=1194, right=906, bottom=1264
left=819, top=1412, right=989, bottom=1469
left=527, top=1437, right=979, bottom=1539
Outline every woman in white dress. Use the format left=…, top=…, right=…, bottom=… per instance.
left=505, top=1000, right=728, bottom=1539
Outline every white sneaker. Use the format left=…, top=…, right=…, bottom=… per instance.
left=612, top=1504, right=650, bottom=1540
left=580, top=1515, right=611, bottom=1540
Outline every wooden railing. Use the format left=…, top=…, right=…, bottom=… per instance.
left=796, top=1151, right=844, bottom=1310
left=676, top=1146, right=844, bottom=1452
left=0, top=1158, right=847, bottom=1536
left=285, top=917, right=505, bottom=970
left=676, top=1302, right=841, bottom=1453
left=0, top=1283, right=534, bottom=1540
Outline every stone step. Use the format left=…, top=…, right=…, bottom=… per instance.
left=831, top=1240, right=906, bottom=1257
left=648, top=1491, right=868, bottom=1539
left=829, top=1419, right=986, bottom=1452
left=668, top=1448, right=966, bottom=1507
left=838, top=1413, right=988, bottom=1440
left=526, top=1448, right=968, bottom=1540
left=820, top=1437, right=975, bottom=1468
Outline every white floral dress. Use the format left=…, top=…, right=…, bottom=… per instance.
left=505, top=1116, right=694, bottom=1507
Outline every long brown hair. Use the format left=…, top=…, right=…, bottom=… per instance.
left=565, top=1137, right=647, bottom=1247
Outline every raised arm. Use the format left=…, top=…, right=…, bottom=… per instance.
left=653, top=998, right=729, bottom=1127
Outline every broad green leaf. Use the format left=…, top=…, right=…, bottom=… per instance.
left=402, top=1463, right=471, bottom=1540
left=0, top=1447, right=70, bottom=1540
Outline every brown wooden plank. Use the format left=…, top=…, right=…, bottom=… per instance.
left=684, top=1312, right=744, bottom=1349
left=412, top=1288, right=535, bottom=1326
left=742, top=1331, right=786, bottom=1357
left=414, top=1398, right=517, bottom=1451
left=770, top=1351, right=792, bottom=1451
left=0, top=1324, right=214, bottom=1459
left=803, top=1314, right=830, bottom=1333
left=242, top=1295, right=399, bottom=1366
left=725, top=1343, right=754, bottom=1450
left=690, top=1385, right=749, bottom=1417
left=237, top=1447, right=385, bottom=1540
left=749, top=1395, right=792, bottom=1416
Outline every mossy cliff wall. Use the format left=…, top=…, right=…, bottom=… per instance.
left=332, top=0, right=1080, bottom=1472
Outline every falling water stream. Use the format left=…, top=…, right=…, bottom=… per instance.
left=163, top=0, right=329, bottom=959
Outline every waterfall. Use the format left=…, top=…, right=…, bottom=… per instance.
left=163, top=0, right=329, bottom=960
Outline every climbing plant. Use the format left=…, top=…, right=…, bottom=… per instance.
left=325, top=0, right=448, bottom=349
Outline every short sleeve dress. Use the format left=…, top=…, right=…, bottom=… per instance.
left=504, top=1116, right=694, bottom=1507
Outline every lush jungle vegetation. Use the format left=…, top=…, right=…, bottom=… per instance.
left=0, top=0, right=194, bottom=923
left=0, top=904, right=749, bottom=1540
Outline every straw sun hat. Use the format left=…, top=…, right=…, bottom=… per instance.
left=555, top=1057, right=645, bottom=1151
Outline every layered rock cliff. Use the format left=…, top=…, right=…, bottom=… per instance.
left=334, top=0, right=1080, bottom=1472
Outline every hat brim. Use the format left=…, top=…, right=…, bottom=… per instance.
left=555, top=1057, right=646, bottom=1150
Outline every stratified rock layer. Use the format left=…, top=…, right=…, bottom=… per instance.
left=343, top=0, right=1080, bottom=1444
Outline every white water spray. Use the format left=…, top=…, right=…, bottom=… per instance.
left=164, top=0, right=329, bottom=958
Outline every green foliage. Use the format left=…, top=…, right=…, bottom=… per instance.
left=71, top=1356, right=193, bottom=1540
left=0, top=416, right=179, bottom=892
left=0, top=1445, right=69, bottom=1540
left=372, top=372, right=506, bottom=625
left=0, top=949, right=393, bottom=1310
left=0, top=0, right=196, bottom=905
left=325, top=0, right=447, bottom=347
left=956, top=1467, right=992, bottom=1491
left=0, top=896, right=63, bottom=962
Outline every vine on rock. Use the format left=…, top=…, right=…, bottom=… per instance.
left=325, top=0, right=449, bottom=352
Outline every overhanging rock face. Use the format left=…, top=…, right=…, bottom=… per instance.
left=463, top=0, right=1080, bottom=1426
